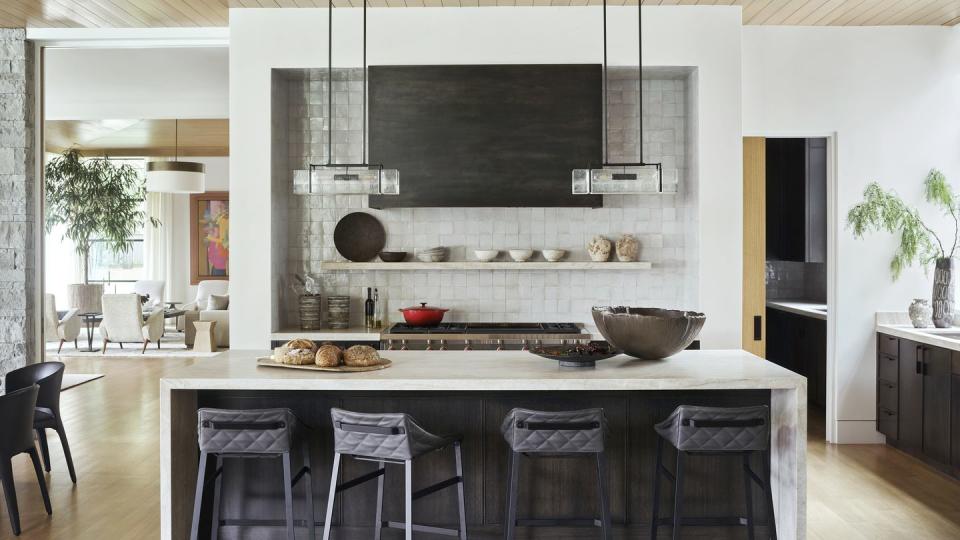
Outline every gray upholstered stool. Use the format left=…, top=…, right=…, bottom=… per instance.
left=500, top=407, right=611, bottom=540
left=190, top=408, right=316, bottom=540
left=651, top=404, right=776, bottom=540
left=321, top=408, right=466, bottom=540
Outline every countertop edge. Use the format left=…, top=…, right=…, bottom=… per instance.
left=766, top=301, right=827, bottom=321
left=876, top=323, right=960, bottom=352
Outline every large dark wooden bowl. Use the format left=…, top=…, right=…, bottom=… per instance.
left=592, top=306, right=705, bottom=360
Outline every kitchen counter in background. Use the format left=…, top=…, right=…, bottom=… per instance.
left=270, top=327, right=381, bottom=343
left=160, top=350, right=806, bottom=540
left=875, top=311, right=960, bottom=352
left=766, top=300, right=827, bottom=320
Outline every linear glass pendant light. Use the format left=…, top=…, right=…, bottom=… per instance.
left=572, top=0, right=674, bottom=195
left=146, top=119, right=205, bottom=194
left=306, top=1, right=399, bottom=196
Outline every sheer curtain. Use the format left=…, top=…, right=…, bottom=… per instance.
left=143, top=191, right=175, bottom=304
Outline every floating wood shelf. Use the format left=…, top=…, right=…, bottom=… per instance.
left=318, top=261, right=653, bottom=271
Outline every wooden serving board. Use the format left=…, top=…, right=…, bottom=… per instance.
left=256, top=357, right=391, bottom=372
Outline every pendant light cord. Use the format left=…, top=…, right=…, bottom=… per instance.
left=638, top=0, right=644, bottom=165
left=174, top=119, right=179, bottom=161
left=603, top=0, right=608, bottom=165
left=327, top=0, right=333, bottom=166
left=362, top=0, right=367, bottom=165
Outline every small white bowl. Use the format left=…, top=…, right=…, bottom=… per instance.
left=509, top=249, right=535, bottom=262
left=474, top=249, right=499, bottom=262
left=542, top=249, right=567, bottom=262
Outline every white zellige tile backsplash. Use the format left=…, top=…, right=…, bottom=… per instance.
left=278, top=68, right=698, bottom=327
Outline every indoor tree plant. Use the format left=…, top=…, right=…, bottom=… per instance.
left=44, top=148, right=159, bottom=312
left=848, top=169, right=958, bottom=327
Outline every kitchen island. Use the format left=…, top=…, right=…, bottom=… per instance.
left=160, top=350, right=806, bottom=539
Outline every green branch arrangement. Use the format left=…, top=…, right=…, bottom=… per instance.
left=44, top=148, right=160, bottom=283
left=848, top=169, right=957, bottom=280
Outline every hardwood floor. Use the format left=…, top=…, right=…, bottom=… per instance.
left=1, top=356, right=959, bottom=539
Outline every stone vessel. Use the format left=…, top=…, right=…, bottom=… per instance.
left=908, top=298, right=933, bottom=329
left=932, top=257, right=955, bottom=328
left=616, top=234, right=639, bottom=262
left=587, top=235, right=612, bottom=262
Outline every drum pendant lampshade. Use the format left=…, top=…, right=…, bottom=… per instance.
left=146, top=119, right=206, bottom=193
left=146, top=161, right=205, bottom=193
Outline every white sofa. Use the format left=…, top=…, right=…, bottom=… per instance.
left=183, top=280, right=229, bottom=348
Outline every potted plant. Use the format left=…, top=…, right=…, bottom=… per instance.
left=44, top=148, right=159, bottom=313
left=848, top=169, right=958, bottom=327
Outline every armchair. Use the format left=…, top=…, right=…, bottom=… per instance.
left=179, top=280, right=229, bottom=332
left=133, top=280, right=165, bottom=310
left=99, top=294, right=165, bottom=353
left=44, top=293, right=81, bottom=354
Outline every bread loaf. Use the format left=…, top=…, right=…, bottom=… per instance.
left=343, top=345, right=381, bottom=367
left=284, top=338, right=316, bottom=351
left=274, top=346, right=316, bottom=365
left=315, top=344, right=343, bottom=367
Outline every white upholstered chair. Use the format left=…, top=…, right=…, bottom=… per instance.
left=98, top=294, right=165, bottom=353
left=133, top=280, right=165, bottom=310
left=178, top=280, right=229, bottom=331
left=44, top=293, right=81, bottom=354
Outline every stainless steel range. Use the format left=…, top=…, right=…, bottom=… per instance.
left=381, top=322, right=592, bottom=351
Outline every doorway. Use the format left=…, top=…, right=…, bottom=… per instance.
left=743, top=135, right=836, bottom=440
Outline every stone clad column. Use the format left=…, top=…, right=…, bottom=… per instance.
left=0, top=28, right=36, bottom=391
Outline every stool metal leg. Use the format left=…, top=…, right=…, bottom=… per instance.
left=596, top=451, right=612, bottom=540
left=504, top=450, right=519, bottom=540
left=404, top=460, right=413, bottom=540
left=650, top=437, right=664, bottom=540
left=302, top=441, right=316, bottom=540
left=742, top=454, right=755, bottom=540
left=321, top=452, right=341, bottom=540
left=672, top=451, right=685, bottom=540
left=210, top=456, right=223, bottom=540
left=454, top=442, right=468, bottom=540
left=282, top=451, right=295, bottom=540
left=762, top=450, right=778, bottom=540
left=190, top=451, right=209, bottom=540
left=374, top=461, right=385, bottom=540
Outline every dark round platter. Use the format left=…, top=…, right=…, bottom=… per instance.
left=334, top=212, right=386, bottom=262
left=528, top=342, right=621, bottom=368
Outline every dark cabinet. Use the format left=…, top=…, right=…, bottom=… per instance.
left=878, top=334, right=957, bottom=478
left=765, top=307, right=825, bottom=408
left=765, top=137, right=827, bottom=263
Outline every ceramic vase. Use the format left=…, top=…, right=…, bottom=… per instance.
left=908, top=298, right=933, bottom=329
left=587, top=236, right=612, bottom=262
left=932, top=257, right=955, bottom=328
left=616, top=234, right=639, bottom=262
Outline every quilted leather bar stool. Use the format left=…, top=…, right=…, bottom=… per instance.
left=321, top=408, right=466, bottom=540
left=500, top=407, right=611, bottom=540
left=650, top=404, right=776, bottom=540
left=189, top=408, right=316, bottom=540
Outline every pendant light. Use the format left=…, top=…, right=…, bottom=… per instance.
left=572, top=0, right=676, bottom=195
left=146, top=119, right=205, bottom=194
left=307, top=1, right=400, bottom=196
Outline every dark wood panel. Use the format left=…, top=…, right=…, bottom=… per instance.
left=899, top=340, right=924, bottom=451
left=878, top=333, right=900, bottom=358
left=923, top=346, right=952, bottom=465
left=952, top=374, right=960, bottom=473
left=195, top=389, right=770, bottom=539
left=368, top=64, right=603, bottom=208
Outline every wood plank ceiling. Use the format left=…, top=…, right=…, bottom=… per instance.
left=0, top=1, right=957, bottom=28
left=45, top=119, right=230, bottom=157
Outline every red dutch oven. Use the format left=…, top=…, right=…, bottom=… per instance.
left=398, top=302, right=449, bottom=326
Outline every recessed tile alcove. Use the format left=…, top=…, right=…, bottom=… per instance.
left=270, top=66, right=699, bottom=328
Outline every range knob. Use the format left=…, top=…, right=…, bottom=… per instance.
left=386, top=340, right=395, bottom=351
left=425, top=340, right=433, bottom=351
left=463, top=340, right=472, bottom=351
left=439, top=340, right=447, bottom=351
left=400, top=339, right=408, bottom=351
left=521, top=339, right=529, bottom=351
left=496, top=339, right=504, bottom=351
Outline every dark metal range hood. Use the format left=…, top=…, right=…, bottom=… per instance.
left=368, top=64, right=603, bottom=209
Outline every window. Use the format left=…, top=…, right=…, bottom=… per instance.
left=86, top=158, right=147, bottom=294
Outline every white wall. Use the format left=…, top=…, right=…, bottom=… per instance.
left=230, top=6, right=743, bottom=349
left=168, top=157, right=229, bottom=305
left=44, top=47, right=228, bottom=120
left=743, top=26, right=960, bottom=442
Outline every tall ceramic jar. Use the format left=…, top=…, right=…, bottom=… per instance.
left=932, top=257, right=955, bottom=328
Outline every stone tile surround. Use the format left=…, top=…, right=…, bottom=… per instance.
left=0, top=29, right=35, bottom=390
left=276, top=67, right=697, bottom=327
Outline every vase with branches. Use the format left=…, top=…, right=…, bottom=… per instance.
left=848, top=169, right=958, bottom=327
left=45, top=149, right=159, bottom=311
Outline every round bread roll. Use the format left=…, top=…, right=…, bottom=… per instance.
left=285, top=338, right=317, bottom=351
left=343, top=345, right=382, bottom=367
left=275, top=346, right=316, bottom=365
left=315, top=344, right=343, bottom=367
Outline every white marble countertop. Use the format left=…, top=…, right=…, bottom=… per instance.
left=767, top=300, right=827, bottom=320
left=159, top=349, right=805, bottom=392
left=875, top=314, right=960, bottom=352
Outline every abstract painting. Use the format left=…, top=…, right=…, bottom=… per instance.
left=190, top=192, right=229, bottom=284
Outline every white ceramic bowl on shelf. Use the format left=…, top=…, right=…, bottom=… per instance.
left=542, top=249, right=567, bottom=262
left=474, top=249, right=500, bottom=262
left=509, top=249, right=535, bottom=262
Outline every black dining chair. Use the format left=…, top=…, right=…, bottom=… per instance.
left=0, top=384, right=53, bottom=536
left=4, top=362, right=76, bottom=483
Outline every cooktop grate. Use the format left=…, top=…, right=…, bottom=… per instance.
left=385, top=322, right=582, bottom=335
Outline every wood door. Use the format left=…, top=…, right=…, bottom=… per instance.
left=743, top=137, right=766, bottom=357
left=922, top=346, right=952, bottom=465
left=951, top=371, right=960, bottom=473
left=899, top=340, right=924, bottom=451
